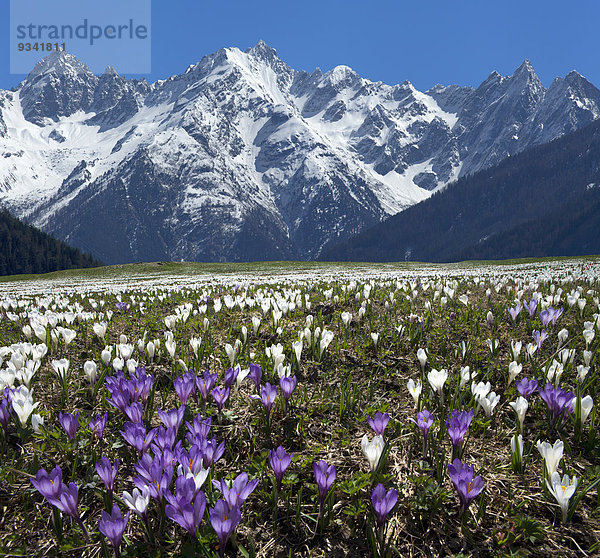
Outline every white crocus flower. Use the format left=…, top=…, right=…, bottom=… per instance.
left=101, top=347, right=112, bottom=366
left=189, top=337, right=202, bottom=357
left=31, top=413, right=44, bottom=433
left=536, top=440, right=564, bottom=477
left=11, top=391, right=39, bottom=427
left=416, top=348, right=427, bottom=372
left=479, top=392, right=500, bottom=417
left=341, top=312, right=352, bottom=326
left=508, top=361, right=522, bottom=386
left=225, top=343, right=236, bottom=367
left=428, top=369, right=448, bottom=398
left=122, top=487, right=150, bottom=517
left=547, top=472, right=577, bottom=523
left=51, top=359, right=69, bottom=381
left=406, top=378, right=422, bottom=408
left=292, top=340, right=302, bottom=365
left=361, top=434, right=384, bottom=472
left=471, top=381, right=491, bottom=401
left=580, top=395, right=594, bottom=425
left=84, top=360, right=98, bottom=385
left=509, top=396, right=529, bottom=433
left=459, top=366, right=475, bottom=388
left=93, top=322, right=107, bottom=342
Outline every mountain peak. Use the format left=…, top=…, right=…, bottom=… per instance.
left=246, top=40, right=279, bottom=62
left=512, top=59, right=538, bottom=80
left=25, top=51, right=94, bottom=82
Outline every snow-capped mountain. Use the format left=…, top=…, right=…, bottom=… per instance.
left=0, top=43, right=599, bottom=263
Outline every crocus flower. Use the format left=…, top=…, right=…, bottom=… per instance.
left=212, top=472, right=259, bottom=510
left=516, top=378, right=538, bottom=399
left=87, top=412, right=107, bottom=440
left=539, top=384, right=574, bottom=421
left=428, top=369, right=448, bottom=399
left=124, top=402, right=144, bottom=423
left=279, top=375, right=297, bottom=406
left=165, top=476, right=206, bottom=534
left=446, top=409, right=473, bottom=452
left=367, top=412, right=389, bottom=438
left=31, top=466, right=64, bottom=508
left=361, top=434, right=384, bottom=472
left=269, top=446, right=293, bottom=491
left=11, top=388, right=39, bottom=428
left=186, top=415, right=212, bottom=446
left=507, top=303, right=522, bottom=322
left=200, top=437, right=225, bottom=468
left=174, top=372, right=196, bottom=405
left=580, top=395, right=594, bottom=424
left=122, top=487, right=150, bottom=519
left=196, top=370, right=217, bottom=404
left=407, top=378, right=422, bottom=408
left=211, top=387, right=230, bottom=412
left=59, top=411, right=79, bottom=440
left=313, top=460, right=336, bottom=510
left=448, top=458, right=485, bottom=514
left=416, top=348, right=427, bottom=372
left=121, top=422, right=157, bottom=455
left=509, top=397, right=529, bottom=434
left=523, top=299, right=538, bottom=318
left=536, top=439, right=563, bottom=477
left=98, top=504, right=130, bottom=558
left=223, top=367, right=240, bottom=390
left=547, top=472, right=577, bottom=523
left=210, top=499, right=241, bottom=558
left=132, top=454, right=174, bottom=501
left=532, top=330, right=549, bottom=351
left=410, top=409, right=434, bottom=454
left=250, top=382, right=277, bottom=415
left=248, top=363, right=262, bottom=392
left=508, top=361, right=522, bottom=386
left=96, top=456, right=119, bottom=494
left=371, top=483, right=398, bottom=527
left=157, top=406, right=185, bottom=432
left=511, top=434, right=523, bottom=472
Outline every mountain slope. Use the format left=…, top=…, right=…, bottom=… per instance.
left=321, top=120, right=600, bottom=262
left=0, top=209, right=101, bottom=275
left=0, top=46, right=599, bottom=263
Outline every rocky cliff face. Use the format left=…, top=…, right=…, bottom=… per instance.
left=0, top=45, right=598, bottom=263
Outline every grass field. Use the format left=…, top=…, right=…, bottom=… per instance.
left=0, top=258, right=598, bottom=557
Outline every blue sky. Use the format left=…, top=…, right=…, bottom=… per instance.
left=2, top=0, right=599, bottom=91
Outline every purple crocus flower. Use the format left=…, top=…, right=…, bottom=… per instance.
left=174, top=372, right=196, bottom=405
left=132, top=454, right=174, bottom=501
left=523, top=299, right=538, bottom=318
left=185, top=415, right=212, bottom=446
left=248, top=363, right=262, bottom=392
left=165, top=475, right=206, bottom=534
left=151, top=426, right=178, bottom=453
left=507, top=303, right=522, bottom=322
left=96, top=456, right=119, bottom=494
left=59, top=411, right=79, bottom=440
left=279, top=375, right=297, bottom=405
left=410, top=409, right=434, bottom=453
left=550, top=307, right=563, bottom=326
left=269, top=446, right=293, bottom=492
left=89, top=412, right=108, bottom=440
left=250, top=382, right=277, bottom=415
left=120, top=421, right=157, bottom=454
left=98, top=504, right=130, bottom=558
left=539, top=383, right=575, bottom=420
left=516, top=378, right=539, bottom=399
left=196, top=370, right=217, bottom=404
left=367, top=412, right=389, bottom=437
left=212, top=472, right=259, bottom=510
left=211, top=386, right=230, bottom=412
left=313, top=460, right=336, bottom=510
left=210, top=499, right=241, bottom=558
left=124, top=402, right=144, bottom=423
left=532, top=329, right=549, bottom=351
left=58, top=481, right=89, bottom=538
left=223, top=367, right=239, bottom=390
left=115, top=302, right=127, bottom=312
left=0, top=397, right=10, bottom=433
left=157, top=406, right=186, bottom=432
left=200, top=437, right=225, bottom=468
left=130, top=367, right=154, bottom=402
left=539, top=309, right=552, bottom=327
left=448, top=458, right=485, bottom=514
left=371, top=483, right=399, bottom=527
left=446, top=409, right=473, bottom=451
left=31, top=466, right=64, bottom=508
